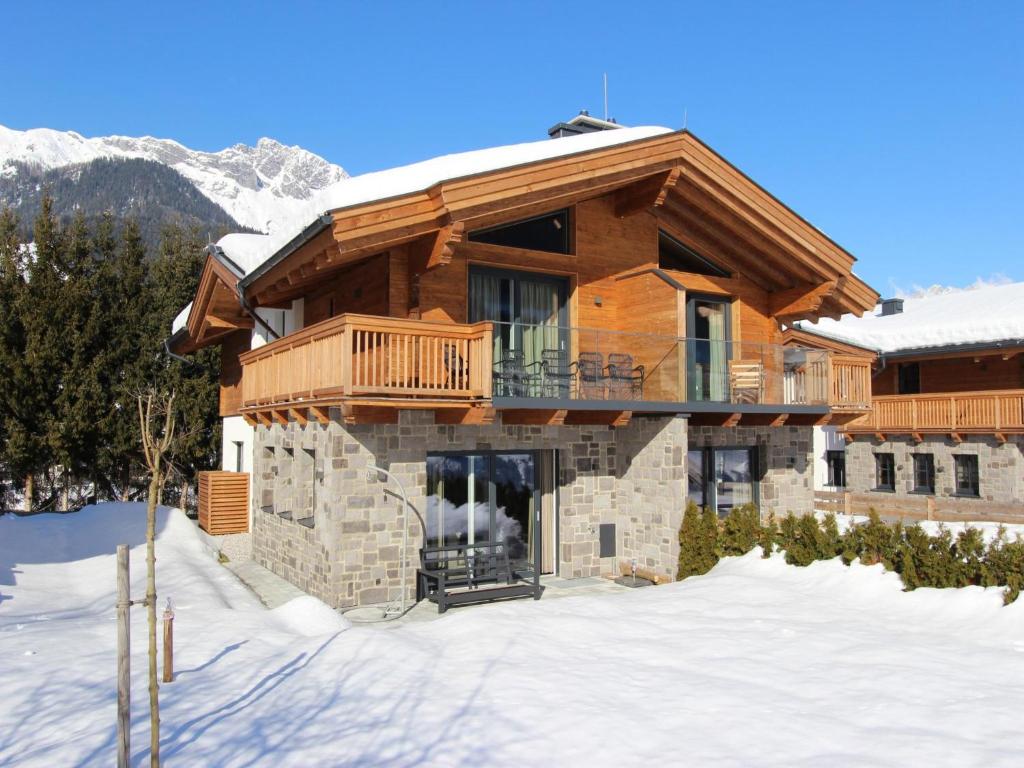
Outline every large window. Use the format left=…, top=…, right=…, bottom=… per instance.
left=954, top=455, right=980, bottom=497
left=469, top=209, right=570, bottom=254
left=826, top=450, right=846, bottom=488
left=897, top=363, right=921, bottom=395
left=688, top=446, right=757, bottom=517
left=912, top=454, right=935, bottom=494
left=874, top=453, right=895, bottom=491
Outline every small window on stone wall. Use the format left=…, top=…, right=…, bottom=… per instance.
left=874, top=453, right=895, bottom=491
left=954, top=454, right=980, bottom=497
left=912, top=454, right=935, bottom=494
left=296, top=448, right=316, bottom=528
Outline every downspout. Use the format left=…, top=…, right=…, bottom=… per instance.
left=236, top=283, right=280, bottom=342
left=163, top=337, right=195, bottom=367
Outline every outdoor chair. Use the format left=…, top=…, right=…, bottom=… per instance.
left=537, top=348, right=576, bottom=399
left=729, top=359, right=765, bottom=404
left=443, top=344, right=467, bottom=391
left=606, top=353, right=644, bottom=400
left=492, top=350, right=538, bottom=397
left=577, top=351, right=607, bottom=399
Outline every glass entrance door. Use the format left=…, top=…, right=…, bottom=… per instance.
left=687, top=297, right=730, bottom=401
left=469, top=267, right=568, bottom=377
left=426, top=452, right=539, bottom=568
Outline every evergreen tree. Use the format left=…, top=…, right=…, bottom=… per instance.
left=0, top=208, right=27, bottom=506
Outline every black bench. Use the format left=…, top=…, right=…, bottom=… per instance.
left=416, top=541, right=544, bottom=613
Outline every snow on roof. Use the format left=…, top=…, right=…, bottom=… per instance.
left=215, top=125, right=673, bottom=281
left=796, top=281, right=1024, bottom=354
left=172, top=302, right=192, bottom=334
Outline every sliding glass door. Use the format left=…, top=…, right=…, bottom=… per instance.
left=686, top=297, right=730, bottom=402
left=469, top=267, right=568, bottom=372
left=426, top=452, right=539, bottom=567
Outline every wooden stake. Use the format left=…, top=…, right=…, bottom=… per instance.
left=116, top=545, right=131, bottom=768
left=162, top=599, right=174, bottom=684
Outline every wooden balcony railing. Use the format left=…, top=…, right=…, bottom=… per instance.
left=783, top=352, right=872, bottom=411
left=845, top=389, right=1024, bottom=434
left=239, top=314, right=493, bottom=407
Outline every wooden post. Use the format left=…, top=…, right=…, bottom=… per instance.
left=926, top=496, right=935, bottom=521
left=162, top=599, right=174, bottom=684
left=116, top=545, right=131, bottom=768
left=843, top=492, right=852, bottom=517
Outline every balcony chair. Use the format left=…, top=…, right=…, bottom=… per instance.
left=537, top=348, right=576, bottom=399
left=493, top=350, right=537, bottom=398
left=577, top=351, right=608, bottom=399
left=443, top=344, right=467, bottom=392
left=606, top=353, right=645, bottom=400
left=729, top=359, right=765, bottom=404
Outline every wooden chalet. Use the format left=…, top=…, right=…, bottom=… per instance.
left=170, top=123, right=880, bottom=608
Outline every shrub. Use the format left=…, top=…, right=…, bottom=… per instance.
left=677, top=501, right=718, bottom=579
left=758, top=513, right=777, bottom=558
left=719, top=504, right=760, bottom=557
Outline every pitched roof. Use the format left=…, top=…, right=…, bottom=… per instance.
left=795, top=281, right=1024, bottom=354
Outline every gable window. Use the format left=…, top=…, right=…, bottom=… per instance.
left=874, top=453, right=895, bottom=491
left=469, top=209, right=570, bottom=254
left=897, top=362, right=921, bottom=395
left=658, top=230, right=730, bottom=277
left=912, top=453, right=935, bottom=494
left=954, top=455, right=980, bottom=497
left=826, top=450, right=846, bottom=488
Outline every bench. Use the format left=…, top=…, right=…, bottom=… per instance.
left=416, top=541, right=544, bottom=613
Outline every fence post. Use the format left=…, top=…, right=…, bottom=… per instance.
left=926, top=496, right=935, bottom=521
left=162, top=598, right=174, bottom=684
left=843, top=492, right=852, bottom=516
left=116, top=545, right=131, bottom=768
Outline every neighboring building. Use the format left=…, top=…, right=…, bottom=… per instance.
left=170, top=122, right=877, bottom=608
left=796, top=283, right=1024, bottom=515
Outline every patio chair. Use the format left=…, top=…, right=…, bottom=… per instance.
left=443, top=344, right=467, bottom=391
left=493, top=350, right=537, bottom=397
left=538, top=348, right=576, bottom=399
left=729, top=359, right=765, bottom=404
left=607, top=353, right=644, bottom=400
left=577, top=352, right=607, bottom=399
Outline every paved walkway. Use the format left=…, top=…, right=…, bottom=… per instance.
left=221, top=556, right=641, bottom=622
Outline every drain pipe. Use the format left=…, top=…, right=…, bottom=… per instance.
left=235, top=281, right=280, bottom=342
left=163, top=336, right=195, bottom=367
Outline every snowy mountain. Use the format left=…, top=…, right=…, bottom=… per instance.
left=0, top=124, right=348, bottom=233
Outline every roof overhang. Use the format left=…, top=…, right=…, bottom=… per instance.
left=177, top=246, right=254, bottom=351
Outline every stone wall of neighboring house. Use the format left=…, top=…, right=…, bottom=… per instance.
left=844, top=435, right=1024, bottom=507
left=250, top=410, right=690, bottom=608
left=688, top=425, right=816, bottom=517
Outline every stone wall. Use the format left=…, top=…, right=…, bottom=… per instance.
left=688, top=425, right=815, bottom=517
left=844, top=435, right=1024, bottom=508
left=250, top=411, right=689, bottom=608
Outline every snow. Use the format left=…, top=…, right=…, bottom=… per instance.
left=171, top=303, right=192, bottom=334
left=797, top=280, right=1024, bottom=353
left=0, top=124, right=348, bottom=232
left=4, top=504, right=1024, bottom=766
left=215, top=125, right=674, bottom=282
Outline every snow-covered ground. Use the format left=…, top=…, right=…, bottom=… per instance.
left=2, top=504, right=1024, bottom=767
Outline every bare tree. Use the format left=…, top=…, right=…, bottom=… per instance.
left=137, top=390, right=176, bottom=767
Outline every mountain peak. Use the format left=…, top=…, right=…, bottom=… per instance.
left=0, top=124, right=348, bottom=232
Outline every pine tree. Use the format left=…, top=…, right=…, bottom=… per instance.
left=0, top=208, right=27, bottom=506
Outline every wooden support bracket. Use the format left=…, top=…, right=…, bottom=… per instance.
left=289, top=407, right=308, bottom=427
left=425, top=220, right=465, bottom=270
left=433, top=407, right=496, bottom=425
left=309, top=405, right=331, bottom=425
left=241, top=412, right=258, bottom=427
left=613, top=167, right=682, bottom=218
left=949, top=432, right=963, bottom=444
left=271, top=409, right=289, bottom=426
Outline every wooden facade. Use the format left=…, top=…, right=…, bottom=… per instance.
left=171, top=129, right=879, bottom=427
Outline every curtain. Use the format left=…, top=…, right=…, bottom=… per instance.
left=469, top=272, right=506, bottom=360
left=519, top=279, right=560, bottom=368
left=707, top=304, right=726, bottom=401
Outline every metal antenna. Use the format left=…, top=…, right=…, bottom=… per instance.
left=683, top=108, right=688, bottom=131
left=603, top=73, right=609, bottom=121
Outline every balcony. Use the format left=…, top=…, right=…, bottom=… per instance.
left=237, top=314, right=871, bottom=425
left=845, top=390, right=1024, bottom=439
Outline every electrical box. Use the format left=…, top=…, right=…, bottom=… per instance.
left=599, top=523, right=616, bottom=558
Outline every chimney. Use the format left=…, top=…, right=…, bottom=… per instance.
left=880, top=298, right=904, bottom=316
left=547, top=110, right=625, bottom=139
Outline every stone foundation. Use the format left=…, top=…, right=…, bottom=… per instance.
left=844, top=435, right=1024, bottom=509
left=251, top=410, right=689, bottom=608
left=688, top=425, right=815, bottom=517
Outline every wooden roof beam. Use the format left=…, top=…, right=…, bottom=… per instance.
left=769, top=281, right=838, bottom=321
left=422, top=220, right=466, bottom=270
left=613, top=167, right=682, bottom=218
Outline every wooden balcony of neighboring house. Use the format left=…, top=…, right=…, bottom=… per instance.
left=842, top=389, right=1024, bottom=443
left=234, top=313, right=874, bottom=428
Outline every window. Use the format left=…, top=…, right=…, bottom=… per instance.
left=826, top=450, right=846, bottom=488
left=658, top=230, right=730, bottom=277
left=686, top=296, right=732, bottom=402
left=469, top=209, right=570, bottom=254
left=874, top=453, right=895, bottom=491
left=954, top=455, right=980, bottom=497
left=687, top=447, right=758, bottom=517
left=912, top=454, right=935, bottom=494
left=233, top=441, right=244, bottom=473
left=897, top=363, right=921, bottom=395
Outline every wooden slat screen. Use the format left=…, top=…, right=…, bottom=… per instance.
left=198, top=471, right=250, bottom=535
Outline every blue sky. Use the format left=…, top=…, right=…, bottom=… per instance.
left=3, top=1, right=1021, bottom=295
